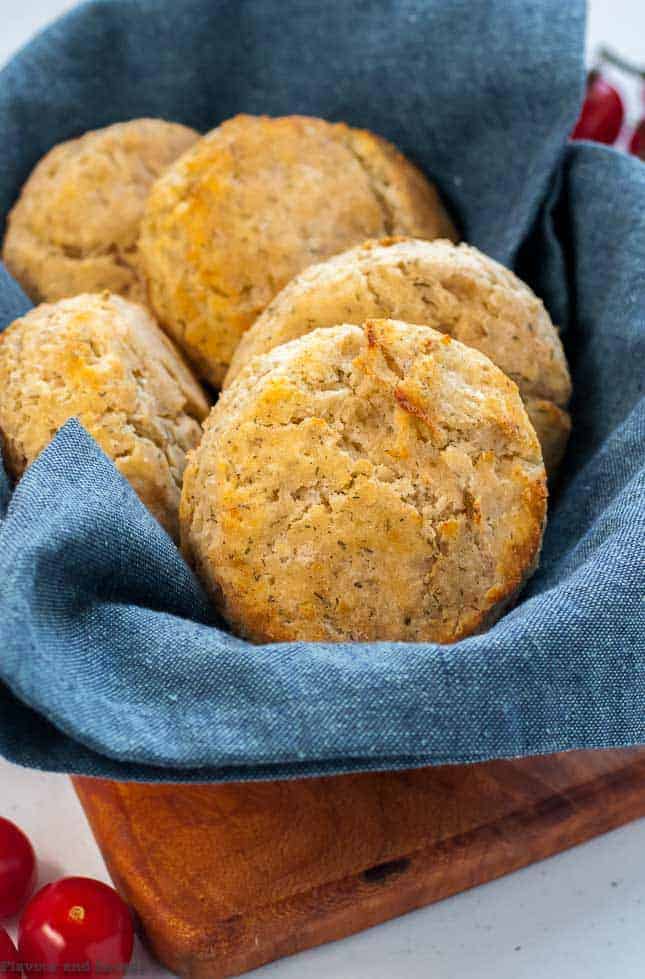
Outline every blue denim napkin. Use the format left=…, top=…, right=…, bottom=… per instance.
left=0, top=0, right=643, bottom=782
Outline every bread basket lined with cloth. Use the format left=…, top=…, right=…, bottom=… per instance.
left=0, top=0, right=643, bottom=782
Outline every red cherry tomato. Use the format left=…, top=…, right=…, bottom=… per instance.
left=0, top=927, right=18, bottom=977
left=0, top=818, right=36, bottom=919
left=630, top=119, right=645, bottom=160
left=19, top=877, right=134, bottom=979
left=572, top=70, right=624, bottom=144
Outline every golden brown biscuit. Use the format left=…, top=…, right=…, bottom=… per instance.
left=226, top=237, right=572, bottom=475
left=181, top=319, right=547, bottom=643
left=2, top=119, right=199, bottom=305
left=140, top=114, right=457, bottom=386
left=0, top=293, right=209, bottom=540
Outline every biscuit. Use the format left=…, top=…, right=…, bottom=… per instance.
left=181, top=319, right=547, bottom=643
left=140, top=114, right=457, bottom=386
left=226, top=237, right=571, bottom=475
left=0, top=293, right=209, bottom=540
left=2, top=119, right=199, bottom=305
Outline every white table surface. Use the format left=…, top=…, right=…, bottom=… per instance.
left=1, top=2, right=644, bottom=978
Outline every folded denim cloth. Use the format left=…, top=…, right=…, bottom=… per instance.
left=0, top=0, right=643, bottom=782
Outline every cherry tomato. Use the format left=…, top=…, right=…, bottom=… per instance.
left=0, top=818, right=36, bottom=919
left=0, top=927, right=19, bottom=976
left=629, top=119, right=645, bottom=160
left=19, top=877, right=133, bottom=979
left=572, top=70, right=624, bottom=144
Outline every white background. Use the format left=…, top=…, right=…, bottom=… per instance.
left=0, top=2, right=644, bottom=978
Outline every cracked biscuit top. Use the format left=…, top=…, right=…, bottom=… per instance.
left=2, top=119, right=199, bottom=305
left=0, top=292, right=209, bottom=540
left=180, top=319, right=547, bottom=644
left=140, top=114, right=457, bottom=387
left=226, top=237, right=572, bottom=476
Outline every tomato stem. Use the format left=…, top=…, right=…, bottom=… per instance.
left=598, top=46, right=645, bottom=80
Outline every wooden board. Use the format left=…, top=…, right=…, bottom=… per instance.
left=73, top=747, right=645, bottom=979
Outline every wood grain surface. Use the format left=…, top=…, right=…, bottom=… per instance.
left=73, top=747, right=645, bottom=979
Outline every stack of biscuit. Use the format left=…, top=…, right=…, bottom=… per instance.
left=0, top=113, right=570, bottom=644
